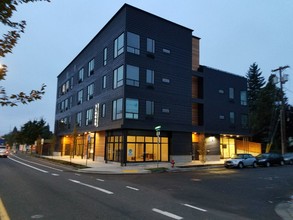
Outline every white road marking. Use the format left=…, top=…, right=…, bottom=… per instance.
left=183, top=203, right=207, bottom=212
left=51, top=173, right=60, bottom=176
left=68, top=179, right=114, bottom=195
left=126, top=186, right=139, bottom=191
left=11, top=155, right=63, bottom=172
left=75, top=173, right=81, bottom=176
left=152, top=208, right=183, bottom=220
left=8, top=157, right=48, bottom=173
left=96, top=178, right=105, bottom=182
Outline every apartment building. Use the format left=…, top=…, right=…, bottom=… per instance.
left=54, top=4, right=250, bottom=164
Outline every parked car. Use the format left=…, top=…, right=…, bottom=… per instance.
left=224, top=153, right=257, bottom=169
left=256, top=153, right=284, bottom=167
left=283, top=153, right=293, bottom=165
left=0, top=145, right=9, bottom=158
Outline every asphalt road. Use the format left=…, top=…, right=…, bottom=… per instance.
left=1, top=154, right=292, bottom=219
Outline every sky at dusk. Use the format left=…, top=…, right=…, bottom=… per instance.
left=0, top=0, right=292, bottom=135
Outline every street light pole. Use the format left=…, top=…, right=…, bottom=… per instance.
left=272, top=65, right=290, bottom=154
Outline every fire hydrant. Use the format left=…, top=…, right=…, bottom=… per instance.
left=171, top=160, right=175, bottom=168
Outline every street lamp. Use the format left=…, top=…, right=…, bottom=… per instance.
left=155, top=125, right=161, bottom=168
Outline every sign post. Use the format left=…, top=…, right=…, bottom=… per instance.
left=155, top=126, right=161, bottom=168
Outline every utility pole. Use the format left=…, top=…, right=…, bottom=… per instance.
left=272, top=65, right=290, bottom=154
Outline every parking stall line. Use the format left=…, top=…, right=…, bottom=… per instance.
left=8, top=157, right=48, bottom=173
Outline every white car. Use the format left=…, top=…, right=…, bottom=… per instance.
left=224, top=153, right=257, bottom=169
left=0, top=145, right=9, bottom=158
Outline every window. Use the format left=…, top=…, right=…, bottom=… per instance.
left=241, top=114, right=248, bottom=128
left=126, top=98, right=139, bottom=119
left=103, top=47, right=107, bottom=66
left=126, top=65, right=139, bottom=87
left=87, top=83, right=94, bottom=100
left=101, top=103, right=106, bottom=118
left=146, top=101, right=154, bottom=116
left=114, top=33, right=124, bottom=58
left=86, top=108, right=94, bottom=126
left=113, top=65, right=124, bottom=89
left=70, top=77, right=74, bottom=89
left=230, top=112, right=235, bottom=124
left=113, top=98, right=123, bottom=120
left=77, top=90, right=83, bottom=105
left=147, top=38, right=155, bottom=53
left=102, top=75, right=107, bottom=89
left=127, top=32, right=140, bottom=55
left=88, top=59, right=95, bottom=76
left=229, top=88, right=234, bottom=100
left=76, top=112, right=82, bottom=127
left=240, top=91, right=247, bottom=106
left=146, top=69, right=154, bottom=84
left=64, top=98, right=69, bottom=110
left=78, top=68, right=84, bottom=83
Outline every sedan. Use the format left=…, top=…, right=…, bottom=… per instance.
left=283, top=153, right=293, bottom=165
left=224, top=153, right=257, bottom=169
left=0, top=145, right=9, bottom=158
left=256, top=153, right=284, bottom=167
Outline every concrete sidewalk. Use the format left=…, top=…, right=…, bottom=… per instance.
left=42, top=155, right=224, bottom=174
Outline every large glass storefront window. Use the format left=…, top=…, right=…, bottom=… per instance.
left=220, top=136, right=235, bottom=159
left=106, top=134, right=169, bottom=163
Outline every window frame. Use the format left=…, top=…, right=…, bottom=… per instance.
left=126, top=65, right=139, bottom=87
left=112, top=98, right=123, bottom=120
left=113, top=65, right=124, bottom=89
left=114, top=33, right=124, bottom=58
left=127, top=32, right=140, bottom=55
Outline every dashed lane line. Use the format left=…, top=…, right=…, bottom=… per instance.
left=68, top=179, right=114, bottom=195
left=152, top=208, right=183, bottom=220
left=183, top=203, right=207, bottom=212
left=126, top=186, right=139, bottom=191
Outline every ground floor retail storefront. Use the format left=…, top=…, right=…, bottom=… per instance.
left=59, top=130, right=260, bottom=164
left=59, top=129, right=172, bottom=165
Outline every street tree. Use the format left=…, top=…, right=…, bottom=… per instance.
left=18, top=118, right=52, bottom=145
left=0, top=0, right=50, bottom=106
left=246, top=63, right=266, bottom=133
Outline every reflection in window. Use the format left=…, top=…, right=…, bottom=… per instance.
left=126, top=65, right=139, bottom=87
left=88, top=59, right=95, bottom=76
left=113, top=66, right=124, bottom=89
left=102, top=75, right=107, bottom=89
left=78, top=68, right=84, bottom=83
left=76, top=112, right=82, bottom=127
left=230, top=112, right=235, bottom=124
left=146, top=69, right=154, bottom=84
left=86, top=108, right=94, bottom=125
left=87, top=83, right=94, bottom=100
left=146, top=101, right=154, bottom=115
left=103, top=47, right=107, bottom=66
left=77, top=90, right=83, bottom=105
left=113, top=98, right=123, bottom=120
left=126, top=98, right=139, bottom=119
left=147, top=38, right=155, bottom=53
left=114, top=33, right=124, bottom=58
left=240, top=91, right=247, bottom=106
left=229, top=87, right=234, bottom=100
left=127, top=32, right=140, bottom=55
left=241, top=114, right=248, bottom=128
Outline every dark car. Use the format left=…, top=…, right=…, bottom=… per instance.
left=256, top=153, right=284, bottom=167
left=283, top=153, right=293, bottom=165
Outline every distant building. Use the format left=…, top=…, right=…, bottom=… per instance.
left=54, top=4, right=251, bottom=164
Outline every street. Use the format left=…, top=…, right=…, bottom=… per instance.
left=1, top=154, right=293, bottom=219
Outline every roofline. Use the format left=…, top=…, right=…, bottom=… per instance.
left=58, top=4, right=195, bottom=77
